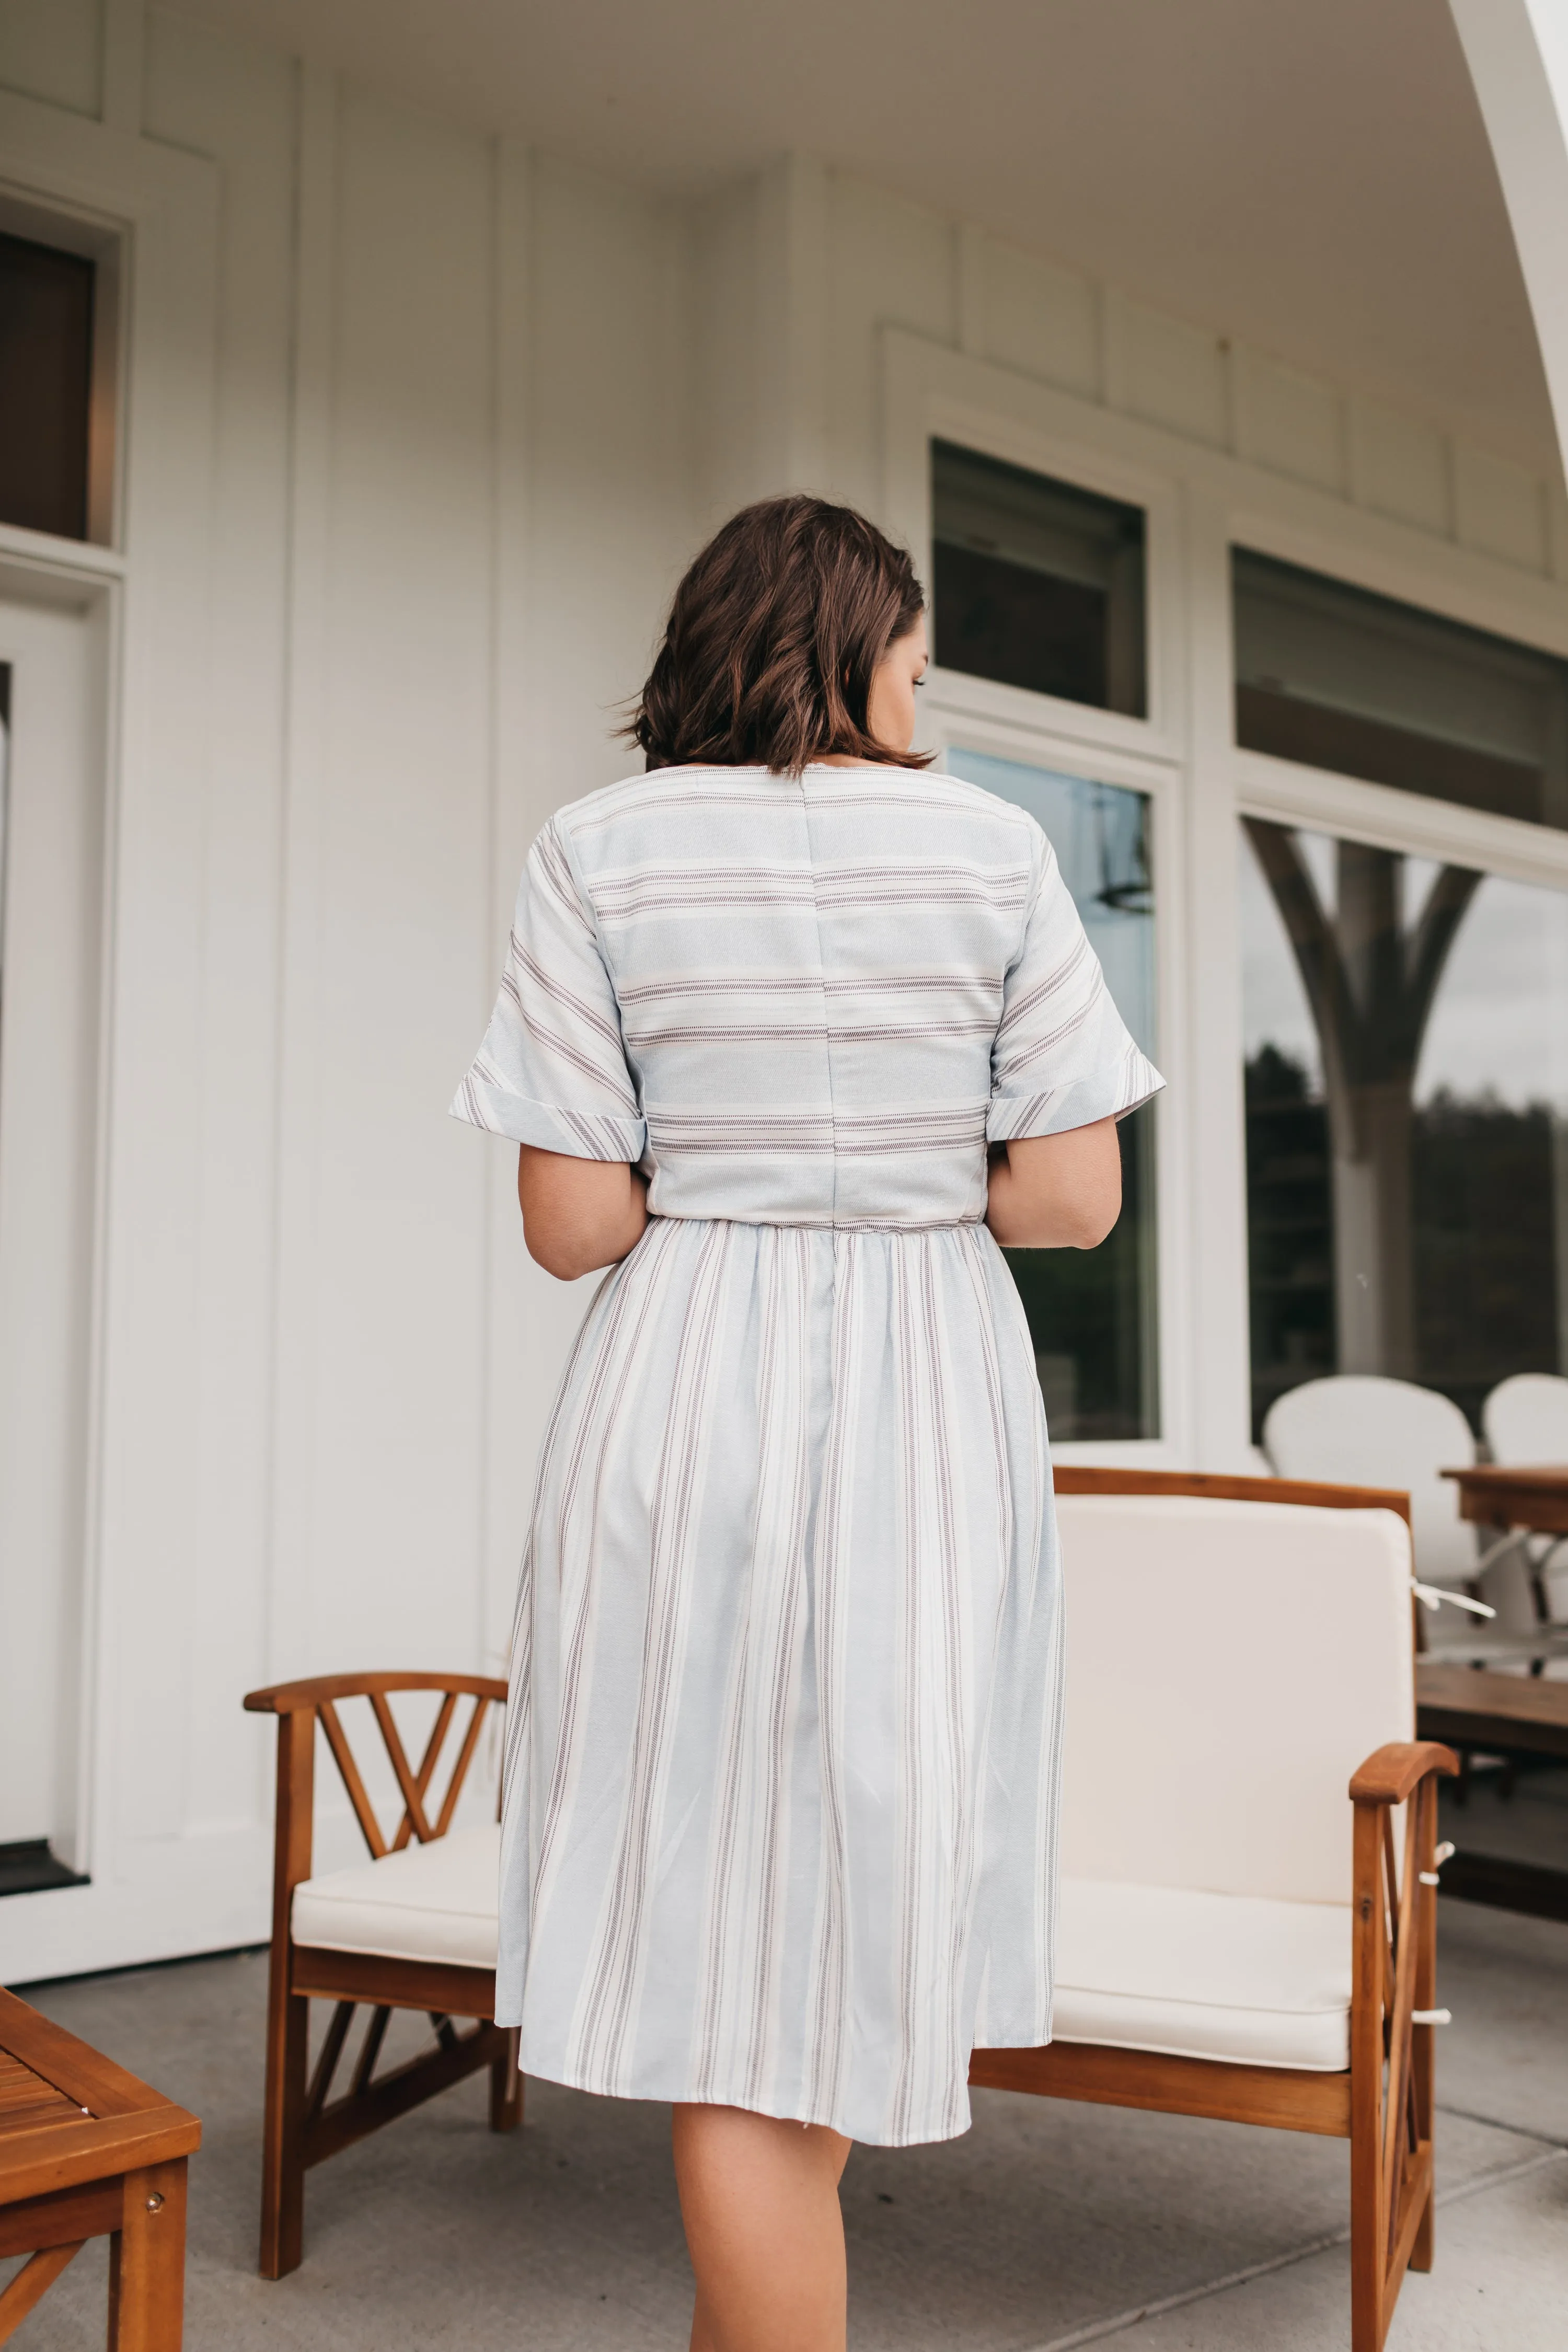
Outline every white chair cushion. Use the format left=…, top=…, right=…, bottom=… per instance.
left=1053, top=1878, right=1351, bottom=2071
left=292, top=1823, right=500, bottom=1969
left=292, top=1829, right=1352, bottom=2075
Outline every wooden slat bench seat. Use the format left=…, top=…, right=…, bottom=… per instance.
left=0, top=1986, right=200, bottom=2347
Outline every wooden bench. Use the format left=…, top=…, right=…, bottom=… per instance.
left=0, top=1985, right=200, bottom=2347
left=1415, top=1661, right=1568, bottom=1920
left=247, top=1471, right=1455, bottom=2352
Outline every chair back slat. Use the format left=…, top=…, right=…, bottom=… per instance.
left=368, top=1692, right=438, bottom=1846
left=432, top=1696, right=492, bottom=1839
left=318, top=1700, right=390, bottom=1860
left=386, top=1691, right=457, bottom=1853
left=293, top=1682, right=506, bottom=1859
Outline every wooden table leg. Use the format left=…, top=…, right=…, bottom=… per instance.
left=0, top=2241, right=86, bottom=2344
left=108, top=2159, right=188, bottom=2351
left=489, top=2027, right=523, bottom=2131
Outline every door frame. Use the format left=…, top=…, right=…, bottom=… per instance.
left=0, top=86, right=224, bottom=1980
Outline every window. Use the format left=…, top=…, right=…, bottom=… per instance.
left=0, top=230, right=96, bottom=542
left=932, top=441, right=1146, bottom=716
left=1242, top=818, right=1568, bottom=1436
left=1233, top=549, right=1568, bottom=834
left=948, top=748, right=1159, bottom=1439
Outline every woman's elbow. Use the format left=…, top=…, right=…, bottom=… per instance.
left=1068, top=1197, right=1121, bottom=1250
left=523, top=1225, right=599, bottom=1282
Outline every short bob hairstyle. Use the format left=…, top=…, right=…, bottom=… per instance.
left=627, top=494, right=929, bottom=775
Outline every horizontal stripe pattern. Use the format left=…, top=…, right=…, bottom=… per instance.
left=452, top=763, right=1161, bottom=1220
left=457, top=764, right=1163, bottom=2146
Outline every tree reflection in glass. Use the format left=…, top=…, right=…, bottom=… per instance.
left=1242, top=821, right=1568, bottom=1435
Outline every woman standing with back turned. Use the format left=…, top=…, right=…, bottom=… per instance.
left=453, top=497, right=1163, bottom=2351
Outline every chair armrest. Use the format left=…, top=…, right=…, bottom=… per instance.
left=245, top=1670, right=508, bottom=1714
left=1349, top=1740, right=1458, bottom=1805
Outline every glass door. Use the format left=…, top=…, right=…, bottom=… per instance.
left=945, top=747, right=1161, bottom=1441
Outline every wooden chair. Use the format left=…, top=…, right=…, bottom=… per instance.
left=242, top=1672, right=516, bottom=2280
left=971, top=1469, right=1456, bottom=2352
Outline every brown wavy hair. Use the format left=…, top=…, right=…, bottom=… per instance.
left=626, top=494, right=929, bottom=775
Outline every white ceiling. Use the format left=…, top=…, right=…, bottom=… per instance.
left=177, top=0, right=1558, bottom=472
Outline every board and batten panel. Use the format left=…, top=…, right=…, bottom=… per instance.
left=966, top=233, right=1101, bottom=403
left=141, top=7, right=298, bottom=1846
left=474, top=155, right=702, bottom=1667
left=0, top=0, right=101, bottom=118
left=825, top=174, right=958, bottom=517
left=271, top=86, right=497, bottom=1693
left=1349, top=395, right=1452, bottom=535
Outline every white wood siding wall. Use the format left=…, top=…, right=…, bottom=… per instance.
left=0, top=0, right=1563, bottom=1976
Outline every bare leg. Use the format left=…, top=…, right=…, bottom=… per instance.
left=673, top=2103, right=851, bottom=2352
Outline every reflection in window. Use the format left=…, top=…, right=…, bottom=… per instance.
left=949, top=748, right=1158, bottom=1439
left=1242, top=818, right=1568, bottom=1435
left=1233, top=549, right=1568, bottom=834
left=0, top=232, right=95, bottom=541
left=932, top=442, right=1146, bottom=716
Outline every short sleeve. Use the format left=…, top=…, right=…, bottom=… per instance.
left=987, top=826, right=1165, bottom=1144
left=450, top=818, right=647, bottom=1161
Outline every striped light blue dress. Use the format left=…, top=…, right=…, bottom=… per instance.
left=453, top=762, right=1162, bottom=2145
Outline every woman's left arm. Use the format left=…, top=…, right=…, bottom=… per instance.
left=985, top=1119, right=1122, bottom=1250
left=517, top=1145, right=649, bottom=1280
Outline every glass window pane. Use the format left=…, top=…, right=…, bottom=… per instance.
left=949, top=747, right=1159, bottom=1439
left=1233, top=548, right=1568, bottom=833
left=1242, top=816, right=1568, bottom=1435
left=932, top=442, right=1146, bottom=716
left=0, top=233, right=95, bottom=542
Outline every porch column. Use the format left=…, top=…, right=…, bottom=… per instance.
left=1451, top=0, right=1568, bottom=467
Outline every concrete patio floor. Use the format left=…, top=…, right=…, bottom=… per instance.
left=9, top=1895, right=1566, bottom=2350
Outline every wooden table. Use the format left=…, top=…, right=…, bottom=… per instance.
left=1440, top=1463, right=1568, bottom=1534
left=0, top=1986, right=200, bottom=2347
left=1415, top=1662, right=1568, bottom=1921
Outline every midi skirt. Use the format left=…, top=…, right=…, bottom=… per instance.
left=497, top=1211, right=1063, bottom=2148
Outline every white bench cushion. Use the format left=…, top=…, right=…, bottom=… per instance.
left=293, top=1829, right=1352, bottom=2075
left=1053, top=1877, right=1351, bottom=2071
left=293, top=1823, right=500, bottom=1969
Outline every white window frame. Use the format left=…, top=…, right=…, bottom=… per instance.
left=880, top=327, right=1568, bottom=1469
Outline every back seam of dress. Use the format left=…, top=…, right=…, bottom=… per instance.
left=798, top=770, right=841, bottom=1228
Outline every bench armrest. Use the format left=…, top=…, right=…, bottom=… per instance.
left=1349, top=1740, right=1458, bottom=1806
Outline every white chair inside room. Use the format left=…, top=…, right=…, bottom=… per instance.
left=1481, top=1371, right=1568, bottom=1628
left=1482, top=1371, right=1568, bottom=1466
left=1262, top=1374, right=1564, bottom=1665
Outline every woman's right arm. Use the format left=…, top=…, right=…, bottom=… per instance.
left=517, top=1144, right=649, bottom=1281
left=985, top=1119, right=1122, bottom=1250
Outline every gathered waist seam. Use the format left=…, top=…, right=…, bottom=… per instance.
left=645, top=1212, right=987, bottom=1235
